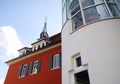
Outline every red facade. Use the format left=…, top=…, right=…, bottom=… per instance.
left=5, top=46, right=61, bottom=84
left=4, top=33, right=61, bottom=84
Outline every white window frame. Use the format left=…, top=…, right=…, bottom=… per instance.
left=53, top=54, right=60, bottom=69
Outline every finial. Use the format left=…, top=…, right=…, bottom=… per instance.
left=45, top=16, right=47, bottom=23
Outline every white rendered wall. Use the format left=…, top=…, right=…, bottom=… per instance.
left=62, top=18, right=120, bottom=84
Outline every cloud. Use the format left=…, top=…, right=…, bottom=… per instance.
left=0, top=26, right=23, bottom=60
left=0, top=78, right=4, bottom=84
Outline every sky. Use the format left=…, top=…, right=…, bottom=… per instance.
left=0, top=0, right=62, bottom=83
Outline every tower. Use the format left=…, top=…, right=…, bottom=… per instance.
left=62, top=0, right=120, bottom=84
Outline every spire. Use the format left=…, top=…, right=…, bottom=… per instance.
left=39, top=17, right=49, bottom=40
left=42, top=17, right=47, bottom=33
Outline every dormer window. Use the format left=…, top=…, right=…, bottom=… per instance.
left=38, top=45, right=41, bottom=49
left=32, top=47, right=34, bottom=51
left=34, top=47, right=36, bottom=51
left=23, top=51, right=26, bottom=55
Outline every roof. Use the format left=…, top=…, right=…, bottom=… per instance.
left=6, top=33, right=61, bottom=65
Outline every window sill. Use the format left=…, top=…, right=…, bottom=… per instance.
left=19, top=75, right=25, bottom=78
left=30, top=72, right=38, bottom=75
left=50, top=67, right=61, bottom=70
left=71, top=17, right=120, bottom=34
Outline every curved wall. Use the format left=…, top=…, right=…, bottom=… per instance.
left=62, top=18, right=120, bottom=84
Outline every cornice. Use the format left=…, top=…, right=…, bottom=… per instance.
left=6, top=43, right=61, bottom=66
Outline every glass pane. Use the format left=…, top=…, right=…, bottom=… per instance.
left=83, top=5, right=110, bottom=23
left=21, top=65, right=27, bottom=77
left=66, top=0, right=71, bottom=6
left=53, top=56, right=57, bottom=68
left=66, top=0, right=71, bottom=19
left=96, top=4, right=110, bottom=19
left=69, top=0, right=80, bottom=16
left=81, top=0, right=103, bottom=8
left=106, top=0, right=115, bottom=3
left=76, top=57, right=82, bottom=67
left=115, top=0, right=120, bottom=14
left=53, top=54, right=60, bottom=68
left=72, top=11, right=83, bottom=30
left=32, top=61, right=39, bottom=73
left=62, top=5, right=67, bottom=24
left=56, top=55, right=60, bottom=67
left=114, top=0, right=120, bottom=10
left=107, top=3, right=120, bottom=17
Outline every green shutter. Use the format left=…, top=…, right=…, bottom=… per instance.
left=29, top=62, right=33, bottom=74
left=18, top=65, right=22, bottom=77
left=37, top=60, right=41, bottom=73
left=59, top=53, right=62, bottom=67
left=49, top=56, right=53, bottom=69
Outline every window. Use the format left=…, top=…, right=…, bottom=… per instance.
left=76, top=57, right=82, bottom=67
left=18, top=60, right=41, bottom=78
left=82, top=0, right=110, bottom=24
left=18, top=64, right=28, bottom=77
left=72, top=11, right=83, bottom=30
left=69, top=0, right=84, bottom=30
left=67, top=0, right=115, bottom=31
left=75, top=70, right=90, bottom=84
left=49, top=53, right=61, bottom=69
left=29, top=60, right=41, bottom=74
left=83, top=4, right=110, bottom=23
left=32, top=60, right=41, bottom=74
left=63, top=0, right=120, bottom=31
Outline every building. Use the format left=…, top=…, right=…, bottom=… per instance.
left=62, top=0, right=120, bottom=84
left=4, top=20, right=61, bottom=84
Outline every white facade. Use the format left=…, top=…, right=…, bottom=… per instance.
left=62, top=0, right=120, bottom=83
left=62, top=18, right=120, bottom=84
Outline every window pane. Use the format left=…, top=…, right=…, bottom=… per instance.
left=69, top=0, right=80, bottom=16
left=32, top=61, right=40, bottom=73
left=72, top=11, right=83, bottom=30
left=83, top=4, right=110, bottom=23
left=62, top=5, right=67, bottom=24
left=66, top=0, right=71, bottom=19
left=53, top=54, right=60, bottom=68
left=76, top=57, right=82, bottom=67
left=115, top=0, right=120, bottom=11
left=106, top=0, right=120, bottom=17
left=107, top=4, right=120, bottom=17
left=53, top=56, right=57, bottom=68
left=21, top=64, right=28, bottom=77
left=106, top=0, right=115, bottom=3
left=81, top=0, right=103, bottom=8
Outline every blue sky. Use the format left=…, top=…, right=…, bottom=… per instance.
left=0, top=0, right=62, bottom=83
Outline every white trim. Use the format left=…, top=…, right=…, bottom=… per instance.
left=6, top=43, right=61, bottom=65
